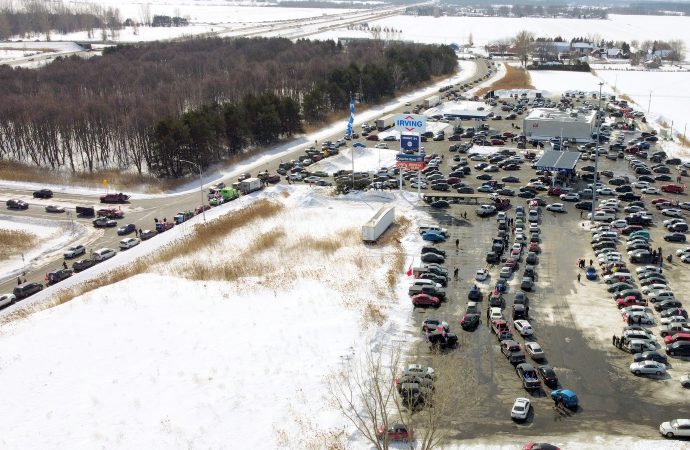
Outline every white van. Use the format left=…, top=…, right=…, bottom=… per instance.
left=92, top=248, right=116, bottom=261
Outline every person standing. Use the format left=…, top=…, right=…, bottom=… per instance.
left=577, top=273, right=581, bottom=283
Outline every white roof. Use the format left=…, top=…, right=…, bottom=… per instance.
left=525, top=108, right=596, bottom=124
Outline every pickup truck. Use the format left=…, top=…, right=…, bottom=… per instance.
left=515, top=363, right=541, bottom=390
left=661, top=184, right=684, bottom=194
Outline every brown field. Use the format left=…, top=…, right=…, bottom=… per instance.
left=0, top=229, right=37, bottom=260
left=476, top=64, right=534, bottom=96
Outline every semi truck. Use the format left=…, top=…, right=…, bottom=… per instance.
left=376, top=114, right=396, bottom=131
left=362, top=206, right=395, bottom=242
left=423, top=95, right=441, bottom=109
left=239, top=178, right=262, bottom=195
left=209, top=187, right=240, bottom=206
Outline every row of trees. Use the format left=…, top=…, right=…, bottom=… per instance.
left=0, top=1, right=122, bottom=40
left=0, top=37, right=457, bottom=177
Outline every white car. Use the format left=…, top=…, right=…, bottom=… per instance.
left=119, top=237, right=140, bottom=250
left=610, top=219, right=628, bottom=229
left=404, top=364, right=435, bottom=379
left=546, top=203, right=566, bottom=213
left=626, top=311, right=655, bottom=325
left=511, top=398, right=531, bottom=421
left=475, top=269, right=489, bottom=281
left=642, top=187, right=661, bottom=195
left=675, top=248, right=690, bottom=257
left=513, top=320, right=534, bottom=336
left=642, top=284, right=669, bottom=295
left=604, top=272, right=633, bottom=284
left=63, top=244, right=86, bottom=259
left=588, top=211, right=615, bottom=222
left=524, top=341, right=545, bottom=360
left=490, top=307, right=503, bottom=321
left=599, top=253, right=622, bottom=264
left=662, top=208, right=683, bottom=217
left=679, top=202, right=690, bottom=211
left=630, top=360, right=667, bottom=376
left=660, top=316, right=688, bottom=326
left=632, top=181, right=650, bottom=189
left=374, top=143, right=389, bottom=149
left=597, top=187, right=615, bottom=196
left=636, top=265, right=662, bottom=275
left=499, top=266, right=512, bottom=279
left=560, top=192, right=580, bottom=201
left=0, top=293, right=16, bottom=310
left=659, top=418, right=690, bottom=438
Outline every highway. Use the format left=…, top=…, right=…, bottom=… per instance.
left=0, top=57, right=489, bottom=298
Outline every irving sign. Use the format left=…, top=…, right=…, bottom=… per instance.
left=394, top=114, right=426, bottom=133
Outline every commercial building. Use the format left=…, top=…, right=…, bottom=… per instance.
left=523, top=108, right=596, bottom=143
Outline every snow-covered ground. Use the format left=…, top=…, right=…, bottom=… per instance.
left=20, top=25, right=216, bottom=43
left=0, top=185, right=422, bottom=449
left=309, top=146, right=398, bottom=173
left=311, top=14, right=690, bottom=52
left=0, top=216, right=87, bottom=284
left=529, top=70, right=608, bottom=96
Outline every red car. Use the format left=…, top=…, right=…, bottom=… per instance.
left=377, top=424, right=413, bottom=442
left=504, top=258, right=518, bottom=270
left=616, top=296, right=647, bottom=308
left=651, top=198, right=671, bottom=205
left=663, top=332, right=690, bottom=345
left=502, top=131, right=516, bottom=138
left=491, top=319, right=509, bottom=335
left=661, top=184, right=685, bottom=194
left=365, top=134, right=379, bottom=141
left=547, top=186, right=564, bottom=196
left=491, top=139, right=505, bottom=146
left=622, top=225, right=643, bottom=235
left=411, top=294, right=440, bottom=307
left=528, top=242, right=540, bottom=253
left=524, top=443, right=560, bottom=450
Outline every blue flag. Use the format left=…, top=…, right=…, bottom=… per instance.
left=345, top=98, right=355, bottom=136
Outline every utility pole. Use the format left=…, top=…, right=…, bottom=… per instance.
left=647, top=91, right=652, bottom=113
left=591, top=81, right=604, bottom=222
left=179, top=159, right=206, bottom=223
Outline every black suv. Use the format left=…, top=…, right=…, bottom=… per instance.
left=6, top=199, right=29, bottom=210
left=33, top=189, right=53, bottom=199
left=13, top=282, right=43, bottom=299
left=47, top=269, right=73, bottom=286
left=73, top=259, right=97, bottom=273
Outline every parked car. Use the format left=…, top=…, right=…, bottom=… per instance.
left=63, top=244, right=86, bottom=259
left=45, top=205, right=65, bottom=213
left=13, top=282, right=43, bottom=300
left=630, top=360, right=667, bottom=376
left=33, top=189, right=53, bottom=199
left=117, top=223, right=136, bottom=236
left=659, top=418, right=690, bottom=438
left=119, top=237, right=140, bottom=250
left=511, top=398, right=531, bottom=421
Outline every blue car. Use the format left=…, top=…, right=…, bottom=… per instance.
left=495, top=279, right=507, bottom=292
left=468, top=286, right=482, bottom=300
left=422, top=231, right=446, bottom=242
left=551, top=389, right=578, bottom=409
left=585, top=266, right=597, bottom=281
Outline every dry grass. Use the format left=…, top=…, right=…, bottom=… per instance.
left=620, top=94, right=634, bottom=103
left=660, top=121, right=670, bottom=129
left=0, top=160, right=176, bottom=193
left=377, top=216, right=411, bottom=289
left=476, top=64, right=534, bottom=97
left=0, top=230, right=37, bottom=260
left=678, top=134, right=690, bottom=147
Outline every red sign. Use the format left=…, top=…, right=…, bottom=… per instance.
left=396, top=161, right=425, bottom=170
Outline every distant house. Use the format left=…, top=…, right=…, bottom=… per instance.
left=653, top=49, right=673, bottom=59
left=644, top=55, right=662, bottom=68
left=607, top=48, right=624, bottom=58
left=571, top=42, right=594, bottom=54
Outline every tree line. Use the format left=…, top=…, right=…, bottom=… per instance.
left=0, top=37, right=457, bottom=178
left=0, top=1, right=122, bottom=40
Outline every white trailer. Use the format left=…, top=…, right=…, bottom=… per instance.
left=362, top=206, right=395, bottom=242
left=376, top=114, right=396, bottom=131
left=423, top=95, right=441, bottom=109
left=239, top=177, right=262, bottom=195
left=523, top=108, right=596, bottom=143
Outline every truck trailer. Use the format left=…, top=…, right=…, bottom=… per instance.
left=376, top=114, right=396, bottom=131
left=423, top=95, right=440, bottom=109
left=362, top=206, right=395, bottom=242
left=239, top=178, right=262, bottom=195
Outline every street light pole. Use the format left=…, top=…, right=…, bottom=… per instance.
left=591, top=82, right=604, bottom=222
left=180, top=159, right=206, bottom=223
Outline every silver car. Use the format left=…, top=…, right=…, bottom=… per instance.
left=0, top=293, right=16, bottom=310
left=630, top=360, right=666, bottom=376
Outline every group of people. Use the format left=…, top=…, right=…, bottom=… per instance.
left=612, top=334, right=626, bottom=349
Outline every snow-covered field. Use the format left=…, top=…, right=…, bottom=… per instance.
left=529, top=70, right=607, bottom=96
left=0, top=185, right=422, bottom=449
left=311, top=14, right=690, bottom=51
left=0, top=216, right=86, bottom=284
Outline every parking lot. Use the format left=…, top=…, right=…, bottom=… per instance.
left=391, top=92, right=690, bottom=441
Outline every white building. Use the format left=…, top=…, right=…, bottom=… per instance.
left=523, top=108, right=596, bottom=143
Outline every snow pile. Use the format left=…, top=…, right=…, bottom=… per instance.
left=310, top=146, right=399, bottom=173
left=0, top=185, right=422, bottom=449
left=0, top=216, right=86, bottom=283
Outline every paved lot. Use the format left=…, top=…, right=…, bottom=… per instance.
left=404, top=101, right=690, bottom=440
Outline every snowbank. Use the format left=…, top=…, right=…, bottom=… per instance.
left=309, top=146, right=399, bottom=173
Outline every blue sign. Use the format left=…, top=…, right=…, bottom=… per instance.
left=400, top=134, right=420, bottom=152
left=396, top=153, right=424, bottom=162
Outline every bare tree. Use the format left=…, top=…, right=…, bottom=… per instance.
left=668, top=39, right=686, bottom=64
left=513, top=30, right=534, bottom=66
left=138, top=2, right=151, bottom=26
